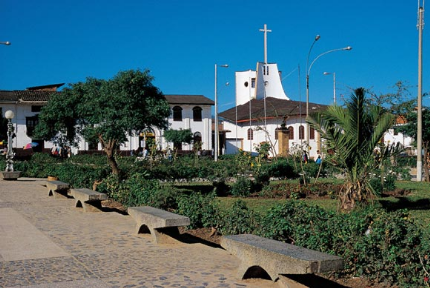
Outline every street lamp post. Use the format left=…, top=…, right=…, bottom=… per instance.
left=214, top=64, right=228, bottom=161
left=5, top=110, right=15, bottom=171
left=306, top=35, right=321, bottom=134
left=306, top=45, right=352, bottom=144
left=0, top=41, right=11, bottom=45
left=1, top=110, right=21, bottom=180
left=323, top=72, right=336, bottom=104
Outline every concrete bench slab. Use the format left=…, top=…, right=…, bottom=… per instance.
left=128, top=206, right=190, bottom=244
left=45, top=180, right=70, bottom=199
left=70, top=188, right=107, bottom=212
left=221, top=234, right=343, bottom=282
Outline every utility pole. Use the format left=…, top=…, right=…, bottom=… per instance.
left=417, top=0, right=425, bottom=181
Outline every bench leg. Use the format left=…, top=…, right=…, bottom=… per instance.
left=49, top=190, right=68, bottom=199
left=75, top=200, right=103, bottom=212
left=150, top=227, right=182, bottom=244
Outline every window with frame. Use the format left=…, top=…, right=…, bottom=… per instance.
left=288, top=126, right=294, bottom=140
left=247, top=128, right=253, bottom=140
left=251, top=78, right=256, bottom=88
left=172, top=106, right=183, bottom=121
left=193, top=106, right=202, bottom=122
left=299, top=125, right=305, bottom=140
left=310, top=127, right=315, bottom=140
left=26, top=116, right=39, bottom=137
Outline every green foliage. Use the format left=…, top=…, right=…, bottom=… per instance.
left=369, top=178, right=383, bottom=196
left=257, top=201, right=430, bottom=287
left=307, top=88, right=396, bottom=209
left=54, top=163, right=110, bottom=188
left=265, top=158, right=298, bottom=179
left=176, top=192, right=219, bottom=229
left=258, top=201, right=334, bottom=250
left=230, top=177, right=252, bottom=197
left=98, top=173, right=179, bottom=209
left=383, top=174, right=396, bottom=192
left=218, top=200, right=261, bottom=235
left=14, top=153, right=110, bottom=188
left=34, top=69, right=171, bottom=175
left=163, top=129, right=193, bottom=149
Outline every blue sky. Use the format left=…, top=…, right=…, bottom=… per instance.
left=0, top=1, right=428, bottom=111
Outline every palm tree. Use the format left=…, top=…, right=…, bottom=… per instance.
left=307, top=88, right=395, bottom=210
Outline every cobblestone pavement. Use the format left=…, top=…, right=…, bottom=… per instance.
left=0, top=178, right=277, bottom=288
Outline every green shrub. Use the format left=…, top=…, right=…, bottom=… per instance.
left=54, top=163, right=110, bottom=188
left=369, top=177, right=383, bottom=196
left=230, top=177, right=252, bottom=197
left=218, top=200, right=261, bottom=235
left=257, top=202, right=430, bottom=287
left=265, top=158, right=298, bottom=179
left=99, top=172, right=179, bottom=209
left=257, top=201, right=334, bottom=250
left=176, top=192, right=219, bottom=229
left=383, top=173, right=396, bottom=191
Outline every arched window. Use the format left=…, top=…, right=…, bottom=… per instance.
left=193, top=106, right=202, bottom=122
left=310, top=127, right=315, bottom=140
left=299, top=125, right=305, bottom=140
left=247, top=128, right=253, bottom=140
left=172, top=106, right=182, bottom=121
left=288, top=126, right=294, bottom=140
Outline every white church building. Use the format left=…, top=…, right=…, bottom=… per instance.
left=219, top=24, right=413, bottom=159
left=219, top=24, right=325, bottom=158
left=219, top=63, right=326, bottom=158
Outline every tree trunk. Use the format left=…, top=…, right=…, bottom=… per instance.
left=99, top=135, right=120, bottom=176
left=106, top=148, right=120, bottom=175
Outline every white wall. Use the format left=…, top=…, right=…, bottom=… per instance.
left=223, top=115, right=320, bottom=158
left=1, top=103, right=56, bottom=150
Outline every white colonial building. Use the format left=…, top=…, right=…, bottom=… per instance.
left=122, top=95, right=214, bottom=154
left=0, top=85, right=214, bottom=155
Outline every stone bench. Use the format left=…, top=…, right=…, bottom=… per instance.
left=220, top=234, right=343, bottom=282
left=45, top=180, right=70, bottom=199
left=128, top=206, right=190, bottom=244
left=70, top=188, right=107, bottom=212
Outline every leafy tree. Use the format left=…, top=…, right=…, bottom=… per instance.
left=365, top=81, right=415, bottom=116
left=163, top=129, right=193, bottom=150
left=34, top=69, right=171, bottom=176
left=396, top=105, right=430, bottom=181
left=307, top=88, right=395, bottom=210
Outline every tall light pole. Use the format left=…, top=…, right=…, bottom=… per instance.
left=0, top=41, right=11, bottom=45
left=306, top=35, right=321, bottom=132
left=417, top=1, right=425, bottom=181
left=323, top=72, right=336, bottom=104
left=306, top=45, right=352, bottom=144
left=214, top=64, right=228, bottom=161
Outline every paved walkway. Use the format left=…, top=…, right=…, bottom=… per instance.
left=0, top=178, right=277, bottom=288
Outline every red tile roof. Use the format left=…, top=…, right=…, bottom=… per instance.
left=164, top=95, right=214, bottom=105
left=0, top=90, right=58, bottom=103
left=219, top=97, right=327, bottom=122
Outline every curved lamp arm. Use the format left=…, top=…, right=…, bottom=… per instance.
left=308, top=46, right=352, bottom=76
